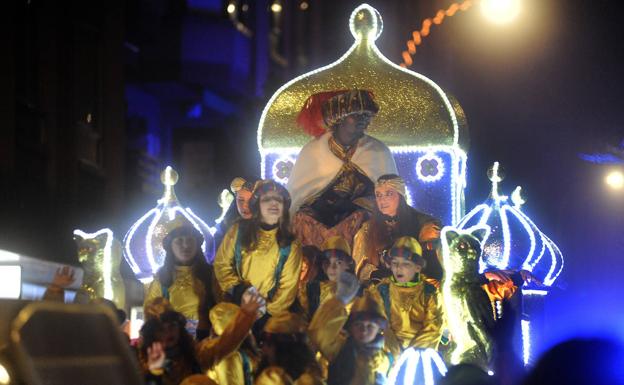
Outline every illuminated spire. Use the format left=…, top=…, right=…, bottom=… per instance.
left=487, top=162, right=507, bottom=202
left=458, top=164, right=563, bottom=286
left=122, top=166, right=216, bottom=282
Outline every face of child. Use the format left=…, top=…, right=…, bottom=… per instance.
left=171, top=235, right=198, bottom=264
left=259, top=190, right=284, bottom=226
left=323, top=255, right=350, bottom=282
left=236, top=189, right=253, bottom=219
left=349, top=319, right=380, bottom=344
left=390, top=256, right=422, bottom=283
left=375, top=185, right=400, bottom=217
left=161, top=321, right=181, bottom=349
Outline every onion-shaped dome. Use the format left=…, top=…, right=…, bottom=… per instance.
left=122, top=167, right=215, bottom=283
left=257, top=3, right=468, bottom=153
left=457, top=163, right=564, bottom=286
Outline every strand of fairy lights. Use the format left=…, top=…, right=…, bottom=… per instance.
left=400, top=1, right=474, bottom=67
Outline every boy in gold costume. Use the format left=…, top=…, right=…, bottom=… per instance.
left=367, top=236, right=443, bottom=356
left=297, top=235, right=355, bottom=321
left=309, top=272, right=392, bottom=385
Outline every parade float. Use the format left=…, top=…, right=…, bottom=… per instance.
left=48, top=3, right=563, bottom=384
left=254, top=3, right=564, bottom=383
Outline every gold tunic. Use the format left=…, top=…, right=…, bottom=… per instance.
left=144, top=266, right=200, bottom=321
left=254, top=367, right=324, bottom=385
left=353, top=221, right=375, bottom=280
left=214, top=223, right=303, bottom=316
left=308, top=297, right=391, bottom=385
left=197, top=309, right=258, bottom=385
left=367, top=277, right=443, bottom=353
left=297, top=281, right=336, bottom=321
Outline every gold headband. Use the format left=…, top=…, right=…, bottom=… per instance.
left=376, top=177, right=406, bottom=197
left=230, top=177, right=254, bottom=193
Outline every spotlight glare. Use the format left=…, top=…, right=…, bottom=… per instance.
left=606, top=170, right=624, bottom=190
left=0, top=363, right=9, bottom=385
left=226, top=3, right=236, bottom=14
left=300, top=1, right=309, bottom=11
left=480, top=0, right=521, bottom=24
left=271, top=3, right=282, bottom=13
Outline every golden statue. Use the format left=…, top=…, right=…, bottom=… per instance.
left=74, top=228, right=126, bottom=309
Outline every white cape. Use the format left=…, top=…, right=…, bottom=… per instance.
left=287, top=132, right=398, bottom=216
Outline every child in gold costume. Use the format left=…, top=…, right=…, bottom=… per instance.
left=354, top=174, right=442, bottom=283
left=198, top=298, right=264, bottom=385
left=309, top=272, right=392, bottom=385
left=142, top=292, right=265, bottom=385
left=214, top=180, right=302, bottom=320
left=367, top=236, right=444, bottom=356
left=297, top=235, right=355, bottom=321
left=144, top=225, right=221, bottom=339
left=254, top=312, right=324, bottom=385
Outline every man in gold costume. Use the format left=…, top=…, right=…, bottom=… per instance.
left=287, top=90, right=398, bottom=249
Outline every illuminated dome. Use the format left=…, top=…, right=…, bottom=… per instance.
left=258, top=3, right=468, bottom=152
left=457, top=163, right=564, bottom=286
left=123, top=166, right=215, bottom=283
left=257, top=3, right=469, bottom=226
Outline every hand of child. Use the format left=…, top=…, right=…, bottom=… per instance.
left=519, top=270, right=543, bottom=286
left=52, top=266, right=76, bottom=288
left=419, top=222, right=441, bottom=242
left=336, top=272, right=360, bottom=305
left=147, top=341, right=166, bottom=371
left=241, top=289, right=266, bottom=319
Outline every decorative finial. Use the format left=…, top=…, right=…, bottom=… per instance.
left=487, top=162, right=507, bottom=201
left=215, top=189, right=235, bottom=224
left=159, top=166, right=179, bottom=204
left=161, top=166, right=179, bottom=186
left=350, top=4, right=383, bottom=42
left=511, top=186, right=526, bottom=209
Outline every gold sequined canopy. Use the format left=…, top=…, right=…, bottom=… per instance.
left=258, top=4, right=469, bottom=152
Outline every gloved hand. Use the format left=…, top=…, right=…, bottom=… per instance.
left=243, top=286, right=266, bottom=318
left=336, top=272, right=360, bottom=305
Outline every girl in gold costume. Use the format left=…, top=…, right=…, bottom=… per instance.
left=297, top=235, right=355, bottom=321
left=367, top=237, right=444, bottom=356
left=214, top=180, right=302, bottom=322
left=145, top=225, right=221, bottom=340
left=353, top=174, right=443, bottom=283
left=213, top=177, right=257, bottom=251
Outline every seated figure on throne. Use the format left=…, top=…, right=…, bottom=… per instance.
left=287, top=89, right=398, bottom=248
